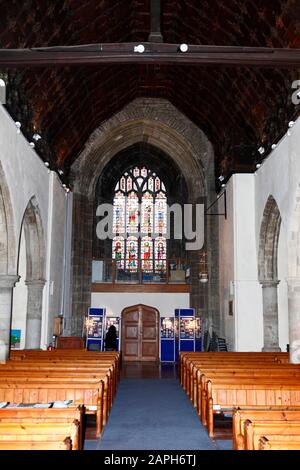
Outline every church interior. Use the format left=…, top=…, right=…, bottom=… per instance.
left=1, top=0, right=300, bottom=452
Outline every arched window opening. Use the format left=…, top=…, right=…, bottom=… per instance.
left=112, top=167, right=167, bottom=276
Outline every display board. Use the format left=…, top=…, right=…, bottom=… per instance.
left=160, top=317, right=175, bottom=361
left=86, top=308, right=106, bottom=351
left=174, top=309, right=202, bottom=361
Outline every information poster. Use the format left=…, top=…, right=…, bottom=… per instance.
left=180, top=318, right=195, bottom=340
left=87, top=316, right=103, bottom=338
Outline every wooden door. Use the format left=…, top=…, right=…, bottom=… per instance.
left=121, top=304, right=159, bottom=361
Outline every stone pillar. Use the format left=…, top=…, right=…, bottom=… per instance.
left=260, top=280, right=281, bottom=352
left=25, top=279, right=46, bottom=349
left=287, top=279, right=300, bottom=364
left=0, top=274, right=20, bottom=362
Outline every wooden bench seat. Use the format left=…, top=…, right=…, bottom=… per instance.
left=0, top=421, right=79, bottom=450
left=203, top=378, right=300, bottom=436
left=0, top=438, right=72, bottom=450
left=0, top=379, right=104, bottom=437
left=258, top=436, right=300, bottom=450
left=0, top=405, right=84, bottom=449
left=244, top=419, right=300, bottom=450
left=232, top=408, right=300, bottom=449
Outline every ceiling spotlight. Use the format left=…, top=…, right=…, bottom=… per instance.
left=32, top=133, right=41, bottom=141
left=134, top=44, right=145, bottom=53
left=258, top=146, right=265, bottom=155
left=271, top=143, right=277, bottom=150
left=29, top=142, right=35, bottom=148
left=58, top=169, right=64, bottom=176
left=179, top=43, right=189, bottom=52
left=256, top=163, right=261, bottom=169
left=288, top=121, right=295, bottom=128
left=44, top=162, right=50, bottom=167
left=15, top=121, right=21, bottom=133
left=218, top=175, right=225, bottom=182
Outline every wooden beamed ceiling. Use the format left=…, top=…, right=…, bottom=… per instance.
left=0, top=0, right=300, bottom=182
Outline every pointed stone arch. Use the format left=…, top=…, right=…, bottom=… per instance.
left=69, top=98, right=218, bottom=336
left=0, top=161, right=18, bottom=361
left=0, top=161, right=16, bottom=275
left=258, top=195, right=282, bottom=352
left=258, top=195, right=282, bottom=282
left=20, top=196, right=46, bottom=349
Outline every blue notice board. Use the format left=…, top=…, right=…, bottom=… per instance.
left=86, top=308, right=106, bottom=351
left=160, top=317, right=175, bottom=361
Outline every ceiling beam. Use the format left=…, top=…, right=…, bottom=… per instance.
left=148, top=0, right=163, bottom=43
left=0, top=43, right=300, bottom=67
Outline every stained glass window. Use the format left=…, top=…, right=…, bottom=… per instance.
left=112, top=167, right=167, bottom=273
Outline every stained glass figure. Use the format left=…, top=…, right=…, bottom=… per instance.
left=126, top=236, right=138, bottom=271
left=126, top=192, right=139, bottom=234
left=141, top=236, right=153, bottom=272
left=113, top=192, right=125, bottom=234
left=112, top=236, right=125, bottom=269
left=155, top=237, right=166, bottom=272
left=141, top=192, right=153, bottom=235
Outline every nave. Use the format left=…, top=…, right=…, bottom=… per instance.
left=84, top=363, right=224, bottom=451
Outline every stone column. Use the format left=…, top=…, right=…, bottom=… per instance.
left=260, top=280, right=281, bottom=352
left=25, top=279, right=46, bottom=349
left=287, top=279, right=300, bottom=364
left=0, top=274, right=20, bottom=362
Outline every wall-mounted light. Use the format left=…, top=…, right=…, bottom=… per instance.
left=256, top=163, right=261, bottom=169
left=134, top=44, right=145, bottom=53
left=44, top=162, right=50, bottom=167
left=179, top=43, right=189, bottom=52
left=218, top=175, right=225, bottom=182
left=58, top=169, right=64, bottom=176
left=199, top=251, right=209, bottom=283
left=29, top=142, right=35, bottom=148
left=33, top=133, right=42, bottom=141
left=288, top=121, right=295, bottom=128
left=271, top=143, right=277, bottom=150
left=15, top=121, right=21, bottom=134
left=258, top=146, right=265, bottom=155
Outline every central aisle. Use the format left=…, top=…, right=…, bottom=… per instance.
left=91, top=377, right=217, bottom=450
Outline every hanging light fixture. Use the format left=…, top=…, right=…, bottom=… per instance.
left=198, top=251, right=209, bottom=283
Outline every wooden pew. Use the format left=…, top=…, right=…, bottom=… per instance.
left=232, top=408, right=300, bottom=450
left=203, top=377, right=300, bottom=437
left=244, top=419, right=300, bottom=450
left=0, top=405, right=84, bottom=450
left=0, top=437, right=72, bottom=450
left=0, top=421, right=79, bottom=449
left=258, top=436, right=300, bottom=450
left=0, top=379, right=104, bottom=438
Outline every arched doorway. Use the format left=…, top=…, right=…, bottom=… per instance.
left=121, top=304, right=159, bottom=362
